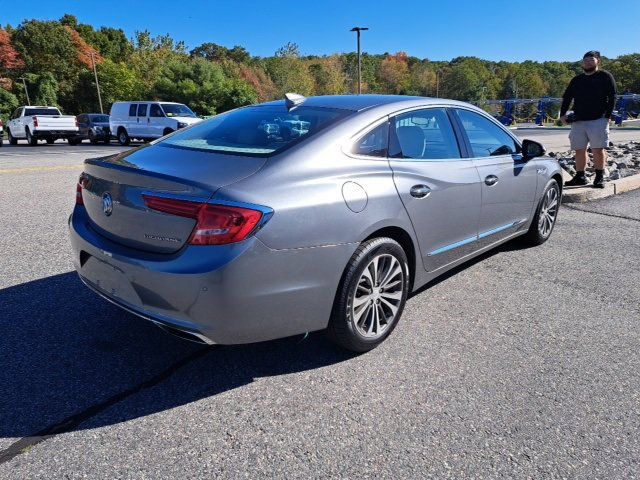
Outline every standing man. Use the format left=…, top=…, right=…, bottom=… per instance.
left=561, top=51, right=617, bottom=188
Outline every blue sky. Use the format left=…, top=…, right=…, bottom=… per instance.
left=2, top=0, right=639, bottom=61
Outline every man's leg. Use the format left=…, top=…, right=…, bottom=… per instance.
left=565, top=122, right=589, bottom=186
left=592, top=148, right=606, bottom=188
left=566, top=148, right=589, bottom=186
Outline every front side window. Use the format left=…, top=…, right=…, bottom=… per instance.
left=455, top=109, right=519, bottom=158
left=13, top=108, right=22, bottom=119
left=161, top=103, right=196, bottom=118
left=158, top=105, right=352, bottom=157
left=128, top=104, right=137, bottom=117
left=352, top=121, right=388, bottom=157
left=150, top=104, right=164, bottom=117
left=390, top=108, right=461, bottom=160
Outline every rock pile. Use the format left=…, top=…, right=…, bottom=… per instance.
left=548, top=141, right=640, bottom=181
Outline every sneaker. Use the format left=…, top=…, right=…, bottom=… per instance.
left=565, top=175, right=588, bottom=187
left=593, top=176, right=605, bottom=188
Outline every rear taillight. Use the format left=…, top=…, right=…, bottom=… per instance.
left=74, top=116, right=78, bottom=127
left=76, top=174, right=88, bottom=205
left=142, top=195, right=265, bottom=245
left=32, top=116, right=39, bottom=127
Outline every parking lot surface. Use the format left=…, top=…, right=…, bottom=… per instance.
left=1, top=136, right=639, bottom=478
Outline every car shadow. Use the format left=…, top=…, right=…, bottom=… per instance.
left=0, top=272, right=354, bottom=439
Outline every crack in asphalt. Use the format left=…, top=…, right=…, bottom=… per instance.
left=0, top=347, right=212, bottom=465
left=563, top=204, right=640, bottom=222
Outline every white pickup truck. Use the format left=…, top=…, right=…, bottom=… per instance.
left=6, top=106, right=78, bottom=145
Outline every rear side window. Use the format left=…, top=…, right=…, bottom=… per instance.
left=137, top=104, right=148, bottom=117
left=454, top=109, right=519, bottom=157
left=352, top=121, right=388, bottom=157
left=390, top=108, right=461, bottom=160
left=150, top=104, right=164, bottom=117
left=24, top=108, right=61, bottom=116
left=158, top=105, right=352, bottom=157
left=128, top=104, right=137, bottom=117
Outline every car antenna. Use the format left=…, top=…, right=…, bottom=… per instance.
left=284, top=92, right=306, bottom=110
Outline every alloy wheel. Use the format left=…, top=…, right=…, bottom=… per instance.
left=538, top=186, right=559, bottom=238
left=351, top=254, right=404, bottom=339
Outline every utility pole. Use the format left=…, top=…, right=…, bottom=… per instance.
left=436, top=70, right=440, bottom=98
left=91, top=52, right=104, bottom=114
left=17, top=77, right=30, bottom=105
left=350, top=27, right=369, bottom=95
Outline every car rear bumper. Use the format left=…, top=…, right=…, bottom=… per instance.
left=69, top=206, right=357, bottom=344
left=33, top=129, right=78, bottom=138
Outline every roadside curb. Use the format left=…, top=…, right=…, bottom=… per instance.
left=561, top=174, right=640, bottom=203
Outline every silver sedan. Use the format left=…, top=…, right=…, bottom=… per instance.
left=69, top=94, right=562, bottom=352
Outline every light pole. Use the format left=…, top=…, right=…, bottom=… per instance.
left=90, top=52, right=104, bottom=114
left=350, top=27, right=369, bottom=94
left=17, top=77, right=30, bottom=105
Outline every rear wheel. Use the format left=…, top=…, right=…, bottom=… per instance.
left=89, top=131, right=99, bottom=145
left=162, top=128, right=174, bottom=137
left=521, top=179, right=560, bottom=246
left=46, top=138, right=55, bottom=144
left=327, top=237, right=409, bottom=352
left=117, top=128, right=130, bottom=146
left=68, top=138, right=79, bottom=146
left=26, top=128, right=37, bottom=146
left=103, top=136, right=110, bottom=145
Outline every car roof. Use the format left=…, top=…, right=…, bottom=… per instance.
left=259, top=94, right=469, bottom=112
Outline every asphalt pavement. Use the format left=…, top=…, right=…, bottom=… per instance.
left=1, top=140, right=639, bottom=478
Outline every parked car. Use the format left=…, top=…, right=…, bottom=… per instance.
left=109, top=101, right=202, bottom=146
left=70, top=94, right=561, bottom=352
left=69, top=113, right=111, bottom=145
left=0, top=118, right=3, bottom=147
left=6, top=106, right=78, bottom=145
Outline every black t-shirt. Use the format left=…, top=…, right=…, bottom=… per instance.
left=560, top=70, right=617, bottom=120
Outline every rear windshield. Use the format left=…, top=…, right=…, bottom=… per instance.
left=25, top=108, right=61, bottom=116
left=89, top=114, right=110, bottom=123
left=161, top=103, right=196, bottom=118
left=158, top=105, right=352, bottom=156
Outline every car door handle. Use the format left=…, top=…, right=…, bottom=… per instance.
left=485, top=175, right=499, bottom=186
left=410, top=185, right=431, bottom=198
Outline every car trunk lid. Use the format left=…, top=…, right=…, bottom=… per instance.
left=81, top=144, right=267, bottom=253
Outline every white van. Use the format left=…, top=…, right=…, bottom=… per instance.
left=109, top=101, right=203, bottom=145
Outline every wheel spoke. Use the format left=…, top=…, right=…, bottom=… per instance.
left=380, top=297, right=399, bottom=317
left=353, top=294, right=370, bottom=308
left=381, top=290, right=402, bottom=301
left=354, top=302, right=371, bottom=325
left=379, top=262, right=402, bottom=289
left=367, top=306, right=377, bottom=334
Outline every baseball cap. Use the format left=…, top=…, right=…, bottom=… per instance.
left=583, top=50, right=601, bottom=59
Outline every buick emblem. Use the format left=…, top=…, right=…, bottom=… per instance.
left=102, top=192, right=113, bottom=216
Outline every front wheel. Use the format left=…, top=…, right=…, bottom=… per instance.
left=117, top=129, right=130, bottom=146
left=327, top=237, right=410, bottom=352
left=521, top=179, right=560, bottom=246
left=8, top=129, right=17, bottom=145
left=46, top=138, right=55, bottom=144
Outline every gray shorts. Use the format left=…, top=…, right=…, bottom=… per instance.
left=569, top=117, right=610, bottom=150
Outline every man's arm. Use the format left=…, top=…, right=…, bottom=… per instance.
left=604, top=71, right=617, bottom=119
left=560, top=77, right=575, bottom=117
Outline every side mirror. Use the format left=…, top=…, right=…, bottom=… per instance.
left=521, top=139, right=546, bottom=160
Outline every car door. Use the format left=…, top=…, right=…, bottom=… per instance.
left=9, top=108, right=24, bottom=137
left=149, top=103, right=166, bottom=138
left=135, top=103, right=149, bottom=137
left=125, top=103, right=138, bottom=136
left=388, top=107, right=482, bottom=273
left=452, top=108, right=538, bottom=248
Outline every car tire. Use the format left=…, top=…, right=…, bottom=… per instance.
left=117, top=128, right=130, bottom=146
left=0, top=135, right=3, bottom=147
left=68, top=138, right=79, bottom=146
left=26, top=128, right=37, bottom=146
left=521, top=179, right=560, bottom=246
left=103, top=137, right=110, bottom=145
left=8, top=129, right=17, bottom=145
left=163, top=128, right=174, bottom=137
left=327, top=237, right=410, bottom=353
left=46, top=138, right=55, bottom=144
left=89, top=131, right=99, bottom=145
